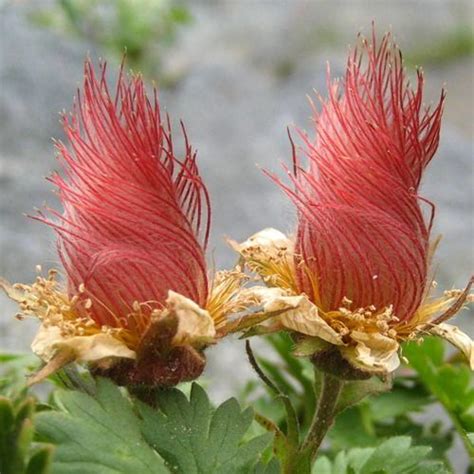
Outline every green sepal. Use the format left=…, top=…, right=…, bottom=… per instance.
left=292, top=336, right=330, bottom=357
left=336, top=375, right=393, bottom=413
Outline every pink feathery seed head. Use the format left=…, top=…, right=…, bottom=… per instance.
left=285, top=28, right=445, bottom=322
left=41, top=58, right=211, bottom=332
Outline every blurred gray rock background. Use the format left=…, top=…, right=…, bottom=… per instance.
left=0, top=0, right=472, bottom=441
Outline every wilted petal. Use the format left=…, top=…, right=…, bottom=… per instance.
left=341, top=331, right=400, bottom=373
left=32, top=325, right=136, bottom=363
left=246, top=286, right=343, bottom=345
left=28, top=324, right=136, bottom=384
left=429, top=323, right=474, bottom=369
left=166, top=291, right=216, bottom=347
left=231, top=228, right=293, bottom=255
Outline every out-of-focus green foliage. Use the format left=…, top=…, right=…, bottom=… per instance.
left=0, top=354, right=52, bottom=474
left=328, top=380, right=454, bottom=466
left=0, top=353, right=39, bottom=399
left=29, top=0, right=192, bottom=80
left=240, top=333, right=472, bottom=471
left=0, top=395, right=53, bottom=474
left=403, top=336, right=474, bottom=461
left=405, top=25, right=473, bottom=66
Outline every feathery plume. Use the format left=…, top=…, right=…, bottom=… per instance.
left=233, top=29, right=472, bottom=374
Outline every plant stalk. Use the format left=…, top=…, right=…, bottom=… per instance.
left=300, top=370, right=344, bottom=461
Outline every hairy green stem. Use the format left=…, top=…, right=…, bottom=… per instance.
left=300, top=370, right=344, bottom=461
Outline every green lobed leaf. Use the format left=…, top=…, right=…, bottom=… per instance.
left=138, top=383, right=272, bottom=474
left=35, top=377, right=166, bottom=474
left=375, top=417, right=453, bottom=464
left=312, top=436, right=449, bottom=473
left=361, top=437, right=427, bottom=472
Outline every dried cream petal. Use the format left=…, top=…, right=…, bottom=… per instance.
left=429, top=323, right=474, bottom=369
left=341, top=331, right=400, bottom=373
left=166, top=290, right=216, bottom=347
left=245, top=286, right=343, bottom=345
left=230, top=228, right=293, bottom=255
left=32, top=324, right=136, bottom=363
